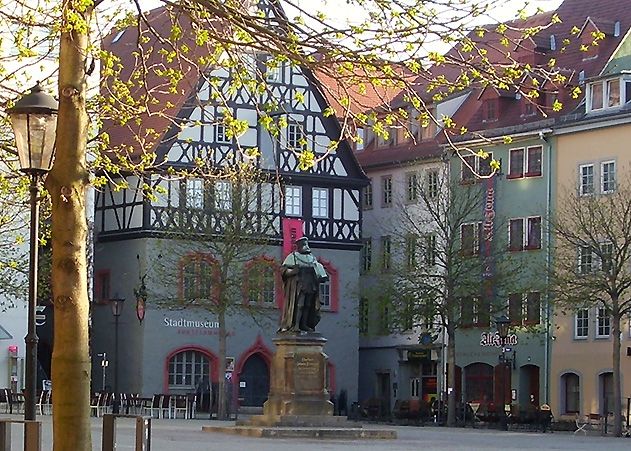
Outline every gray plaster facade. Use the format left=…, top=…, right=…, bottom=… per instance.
left=91, top=236, right=361, bottom=408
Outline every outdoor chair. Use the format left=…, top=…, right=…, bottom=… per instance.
left=574, top=413, right=600, bottom=435
left=0, top=389, right=9, bottom=413
left=159, top=394, right=172, bottom=419
left=9, top=390, right=24, bottom=414
left=172, top=395, right=189, bottom=419
left=37, top=390, right=50, bottom=415
left=143, top=394, right=162, bottom=418
left=187, top=394, right=197, bottom=419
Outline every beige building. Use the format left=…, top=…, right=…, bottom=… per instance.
left=551, top=76, right=631, bottom=420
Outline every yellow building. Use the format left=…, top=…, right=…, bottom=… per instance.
left=551, top=71, right=631, bottom=420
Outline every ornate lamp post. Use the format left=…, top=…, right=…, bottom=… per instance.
left=495, top=314, right=511, bottom=431
left=7, top=83, right=58, bottom=421
left=110, top=297, right=125, bottom=414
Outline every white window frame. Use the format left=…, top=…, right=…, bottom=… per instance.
left=599, top=242, right=614, bottom=273
left=214, top=115, right=230, bottom=144
left=601, top=160, right=616, bottom=194
left=461, top=222, right=481, bottom=255
left=382, top=175, right=393, bottom=207
left=526, top=146, right=543, bottom=176
left=381, top=235, right=392, bottom=271
left=425, top=234, right=437, bottom=266
left=596, top=307, right=611, bottom=338
left=579, top=164, right=594, bottom=196
left=319, top=278, right=331, bottom=309
left=363, top=181, right=373, bottom=209
left=186, top=178, right=205, bottom=210
left=508, top=147, right=525, bottom=178
left=356, top=128, right=365, bottom=151
left=214, top=181, right=232, bottom=211
left=426, top=169, right=439, bottom=199
left=607, top=78, right=621, bottom=108
left=508, top=218, right=525, bottom=251
left=587, top=77, right=626, bottom=112
left=574, top=309, right=589, bottom=339
left=361, top=238, right=372, bottom=273
left=284, top=185, right=302, bottom=216
left=526, top=216, right=542, bottom=250
left=168, top=350, right=209, bottom=389
left=312, top=187, right=329, bottom=218
left=461, top=152, right=494, bottom=181
left=578, top=246, right=594, bottom=274
left=587, top=80, right=604, bottom=112
left=287, top=122, right=304, bottom=150
left=265, top=58, right=282, bottom=83
left=405, top=172, right=418, bottom=203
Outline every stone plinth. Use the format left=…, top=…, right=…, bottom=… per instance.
left=262, top=334, right=333, bottom=417
left=201, top=333, right=397, bottom=439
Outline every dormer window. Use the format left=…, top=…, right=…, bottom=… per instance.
left=586, top=76, right=630, bottom=113
left=482, top=99, right=498, bottom=122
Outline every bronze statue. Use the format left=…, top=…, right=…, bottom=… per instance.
left=279, top=237, right=329, bottom=334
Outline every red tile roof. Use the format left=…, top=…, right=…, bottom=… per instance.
left=100, top=7, right=219, bottom=158
left=334, top=0, right=631, bottom=167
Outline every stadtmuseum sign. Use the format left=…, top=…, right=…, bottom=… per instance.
left=163, top=317, right=219, bottom=329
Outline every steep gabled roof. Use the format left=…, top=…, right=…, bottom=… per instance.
left=101, top=6, right=213, bottom=157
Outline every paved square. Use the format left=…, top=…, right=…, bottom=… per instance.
left=2, top=414, right=631, bottom=450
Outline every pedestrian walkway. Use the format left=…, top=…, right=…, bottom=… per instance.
left=2, top=413, right=631, bottom=450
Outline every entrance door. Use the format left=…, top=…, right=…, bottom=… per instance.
left=239, top=354, right=269, bottom=407
left=376, top=372, right=391, bottom=418
left=519, top=365, right=540, bottom=406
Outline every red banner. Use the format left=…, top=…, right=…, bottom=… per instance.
left=282, top=218, right=304, bottom=258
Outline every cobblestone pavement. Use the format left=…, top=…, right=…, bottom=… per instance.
left=3, top=414, right=631, bottom=450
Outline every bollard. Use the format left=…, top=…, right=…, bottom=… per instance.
left=102, top=414, right=151, bottom=451
left=0, top=419, right=41, bottom=451
left=0, top=421, right=9, bottom=451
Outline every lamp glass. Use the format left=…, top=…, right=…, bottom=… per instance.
left=495, top=315, right=510, bottom=339
left=110, top=298, right=125, bottom=317
left=10, top=113, right=57, bottom=172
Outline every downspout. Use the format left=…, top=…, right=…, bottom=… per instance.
left=540, top=131, right=552, bottom=404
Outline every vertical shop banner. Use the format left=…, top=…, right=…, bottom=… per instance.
left=481, top=175, right=497, bottom=280
left=282, top=218, right=304, bottom=258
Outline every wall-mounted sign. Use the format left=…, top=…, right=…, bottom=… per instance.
left=480, top=331, right=518, bottom=347
left=163, top=318, right=219, bottom=329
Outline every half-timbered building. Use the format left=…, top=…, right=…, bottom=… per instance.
left=90, top=2, right=366, bottom=413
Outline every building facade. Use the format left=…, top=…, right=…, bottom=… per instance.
left=91, top=3, right=366, bottom=412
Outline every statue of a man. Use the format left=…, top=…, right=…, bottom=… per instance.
left=279, top=237, right=329, bottom=334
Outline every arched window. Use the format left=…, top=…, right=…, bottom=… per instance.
left=561, top=372, right=580, bottom=414
left=168, top=350, right=210, bottom=390
left=180, top=254, right=217, bottom=303
left=245, top=257, right=277, bottom=306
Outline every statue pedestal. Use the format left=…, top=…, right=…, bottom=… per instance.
left=262, top=333, right=333, bottom=418
left=203, top=333, right=397, bottom=438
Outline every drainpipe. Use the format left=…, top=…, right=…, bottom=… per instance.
left=540, top=130, right=552, bottom=404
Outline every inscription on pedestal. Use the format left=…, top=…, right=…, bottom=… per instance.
left=294, top=353, right=322, bottom=391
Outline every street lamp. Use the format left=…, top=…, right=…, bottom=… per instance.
left=7, top=83, right=58, bottom=421
left=110, top=297, right=125, bottom=414
left=495, top=315, right=511, bottom=431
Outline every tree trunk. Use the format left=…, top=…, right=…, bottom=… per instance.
left=612, top=311, right=623, bottom=436
left=447, top=327, right=457, bottom=427
left=47, top=3, right=93, bottom=450
left=217, top=308, right=228, bottom=419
